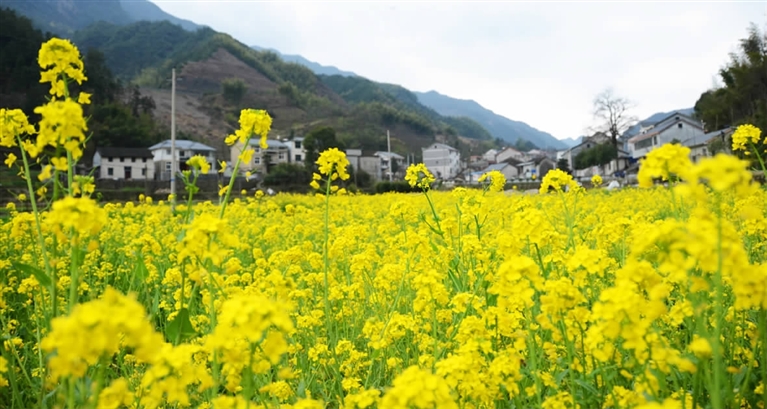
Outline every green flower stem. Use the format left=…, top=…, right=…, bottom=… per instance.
left=15, top=134, right=55, bottom=318
left=748, top=141, right=767, bottom=183
left=66, top=150, right=74, bottom=197
left=323, top=173, right=332, bottom=338
left=422, top=189, right=443, bottom=236
left=220, top=138, right=252, bottom=219
left=67, top=238, right=81, bottom=312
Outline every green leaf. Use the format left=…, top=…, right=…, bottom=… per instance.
left=12, top=261, right=51, bottom=288
left=133, top=256, right=148, bottom=285
left=166, top=308, right=196, bottom=345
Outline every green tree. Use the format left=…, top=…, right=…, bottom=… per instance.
left=557, top=158, right=571, bottom=174
left=693, top=23, right=767, bottom=165
left=513, top=138, right=538, bottom=152
left=222, top=78, right=247, bottom=105
left=263, top=163, right=311, bottom=187
left=574, top=143, right=617, bottom=170
left=303, top=126, right=345, bottom=169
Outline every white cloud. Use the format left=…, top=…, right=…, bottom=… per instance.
left=151, top=0, right=765, bottom=139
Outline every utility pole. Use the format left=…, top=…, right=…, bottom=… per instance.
left=386, top=129, right=393, bottom=182
left=170, top=68, right=177, bottom=213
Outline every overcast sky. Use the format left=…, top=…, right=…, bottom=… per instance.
left=151, top=1, right=766, bottom=140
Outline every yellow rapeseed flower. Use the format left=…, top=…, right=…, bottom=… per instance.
left=186, top=155, right=211, bottom=174
left=33, top=99, right=88, bottom=160
left=637, top=143, right=693, bottom=188
left=4, top=153, right=16, bottom=168
left=316, top=148, right=350, bottom=181
left=1, top=108, right=35, bottom=147
left=539, top=168, right=577, bottom=194
left=38, top=38, right=86, bottom=97
left=40, top=287, right=165, bottom=381
left=404, top=163, right=435, bottom=189
left=379, top=366, right=457, bottom=409
left=479, top=170, right=506, bottom=193
left=730, top=124, right=761, bottom=152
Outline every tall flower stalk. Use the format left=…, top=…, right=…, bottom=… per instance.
left=220, top=109, right=272, bottom=218
left=310, top=148, right=350, bottom=336
left=404, top=163, right=442, bottom=236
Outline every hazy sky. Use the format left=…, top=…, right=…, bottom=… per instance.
left=151, top=1, right=766, bottom=140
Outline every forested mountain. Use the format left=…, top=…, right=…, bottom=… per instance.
left=0, top=0, right=201, bottom=34
left=1, top=6, right=500, bottom=160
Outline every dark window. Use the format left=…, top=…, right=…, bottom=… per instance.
left=295, top=141, right=301, bottom=149
left=295, top=154, right=302, bottom=162
left=678, top=123, right=683, bottom=129
left=107, top=167, right=113, bottom=176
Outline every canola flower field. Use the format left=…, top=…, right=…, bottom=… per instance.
left=1, top=38, right=767, bottom=409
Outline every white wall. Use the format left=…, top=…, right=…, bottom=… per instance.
left=99, top=157, right=154, bottom=180
left=288, top=139, right=306, bottom=164
left=152, top=148, right=217, bottom=181
left=630, top=124, right=705, bottom=159
left=423, top=145, right=461, bottom=179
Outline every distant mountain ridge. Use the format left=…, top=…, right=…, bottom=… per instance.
left=559, top=137, right=583, bottom=148
left=622, top=108, right=696, bottom=140
left=250, top=46, right=357, bottom=77
left=413, top=91, right=568, bottom=150
left=0, top=0, right=202, bottom=34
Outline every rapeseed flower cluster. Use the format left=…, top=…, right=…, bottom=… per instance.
left=405, top=163, right=435, bottom=189
left=731, top=123, right=762, bottom=151
left=1, top=37, right=767, bottom=409
left=478, top=169, right=506, bottom=193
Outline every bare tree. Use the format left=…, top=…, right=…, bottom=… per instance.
left=590, top=88, right=638, bottom=153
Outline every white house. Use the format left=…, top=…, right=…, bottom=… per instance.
left=423, top=142, right=461, bottom=179
left=482, top=149, right=499, bottom=163
left=558, top=132, right=612, bottom=171
left=495, top=147, right=529, bottom=163
left=347, top=149, right=384, bottom=181
left=628, top=113, right=705, bottom=159
left=149, top=140, right=217, bottom=181
left=374, top=151, right=406, bottom=179
left=480, top=162, right=518, bottom=181
left=231, top=139, right=291, bottom=175
left=287, top=137, right=306, bottom=165
left=682, top=127, right=733, bottom=163
left=93, top=147, right=155, bottom=180
left=518, top=156, right=556, bottom=179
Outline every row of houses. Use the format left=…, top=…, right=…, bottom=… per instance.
left=93, top=136, right=435, bottom=183
left=554, top=112, right=734, bottom=179
left=93, top=137, right=306, bottom=181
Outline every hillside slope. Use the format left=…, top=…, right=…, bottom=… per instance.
left=65, top=20, right=497, bottom=157
left=414, top=90, right=568, bottom=150
left=249, top=46, right=567, bottom=150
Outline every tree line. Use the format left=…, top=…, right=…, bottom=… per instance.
left=1, top=8, right=173, bottom=163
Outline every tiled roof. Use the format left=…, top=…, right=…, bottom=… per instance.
left=96, top=147, right=153, bottom=158
left=149, top=140, right=215, bottom=151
